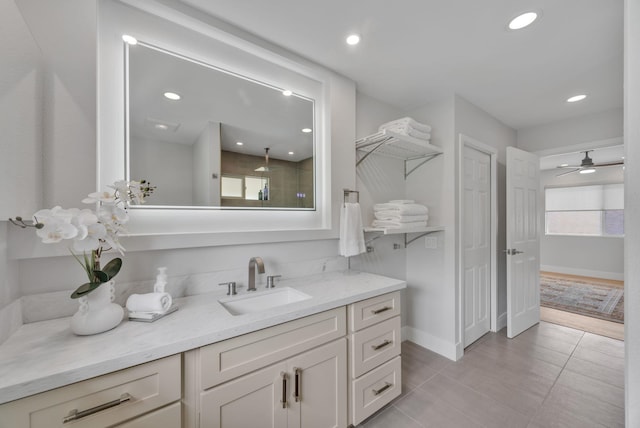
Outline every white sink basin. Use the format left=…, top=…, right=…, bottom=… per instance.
left=219, top=287, right=312, bottom=316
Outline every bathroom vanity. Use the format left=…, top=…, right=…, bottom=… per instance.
left=0, top=271, right=404, bottom=427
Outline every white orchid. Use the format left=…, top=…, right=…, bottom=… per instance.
left=12, top=180, right=155, bottom=298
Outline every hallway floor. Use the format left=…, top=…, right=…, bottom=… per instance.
left=360, top=322, right=624, bottom=427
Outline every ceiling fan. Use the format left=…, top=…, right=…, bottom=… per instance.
left=556, top=150, right=624, bottom=176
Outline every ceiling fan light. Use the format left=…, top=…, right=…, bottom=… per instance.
left=579, top=168, right=596, bottom=174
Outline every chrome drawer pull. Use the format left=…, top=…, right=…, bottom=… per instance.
left=372, top=382, right=392, bottom=396
left=63, top=393, right=132, bottom=423
left=371, top=339, right=393, bottom=351
left=371, top=306, right=392, bottom=315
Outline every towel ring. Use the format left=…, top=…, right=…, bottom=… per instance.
left=343, top=189, right=359, bottom=206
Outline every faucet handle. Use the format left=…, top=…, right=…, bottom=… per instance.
left=219, top=281, right=237, bottom=295
left=266, top=275, right=282, bottom=288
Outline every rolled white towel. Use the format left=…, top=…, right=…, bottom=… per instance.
left=374, top=212, right=429, bottom=223
left=372, top=220, right=427, bottom=229
left=373, top=203, right=428, bottom=215
left=378, top=117, right=432, bottom=133
left=126, top=292, right=172, bottom=313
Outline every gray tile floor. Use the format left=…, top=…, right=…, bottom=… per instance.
left=359, top=321, right=624, bottom=428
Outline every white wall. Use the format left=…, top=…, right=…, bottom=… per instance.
left=518, top=108, right=623, bottom=153
left=625, top=0, right=640, bottom=423
left=540, top=167, right=624, bottom=280
left=192, top=122, right=221, bottom=206
left=131, top=137, right=194, bottom=206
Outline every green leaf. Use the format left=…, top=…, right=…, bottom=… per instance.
left=70, top=282, right=103, bottom=299
left=93, top=270, right=109, bottom=283
left=102, top=258, right=122, bottom=280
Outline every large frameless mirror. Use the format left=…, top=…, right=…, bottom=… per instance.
left=126, top=41, right=315, bottom=209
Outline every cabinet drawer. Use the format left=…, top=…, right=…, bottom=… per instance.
left=350, top=316, right=401, bottom=378
left=0, top=354, right=181, bottom=428
left=348, top=291, right=401, bottom=332
left=115, top=402, right=181, bottom=428
left=351, top=356, right=402, bottom=426
left=199, top=307, right=346, bottom=389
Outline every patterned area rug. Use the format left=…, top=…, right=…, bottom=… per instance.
left=540, top=273, right=624, bottom=323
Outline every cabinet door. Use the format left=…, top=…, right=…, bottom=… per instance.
left=200, top=362, right=288, bottom=428
left=287, top=338, right=347, bottom=428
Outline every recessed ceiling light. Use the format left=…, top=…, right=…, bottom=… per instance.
left=163, top=92, right=181, bottom=101
left=302, top=128, right=312, bottom=133
left=508, top=11, right=538, bottom=30
left=579, top=168, right=596, bottom=174
left=559, top=163, right=569, bottom=167
left=236, top=141, right=243, bottom=146
left=346, top=34, right=361, bottom=45
left=288, top=151, right=294, bottom=155
left=567, top=94, right=587, bottom=103
left=282, top=90, right=293, bottom=96
left=122, top=34, right=138, bottom=45
left=154, top=124, right=169, bottom=130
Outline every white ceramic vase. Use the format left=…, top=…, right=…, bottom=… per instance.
left=71, top=280, right=124, bottom=335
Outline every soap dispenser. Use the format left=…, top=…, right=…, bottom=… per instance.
left=263, top=184, right=269, bottom=201
left=154, top=267, right=168, bottom=293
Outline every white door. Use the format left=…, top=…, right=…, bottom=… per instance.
left=506, top=147, right=540, bottom=338
left=463, top=145, right=492, bottom=347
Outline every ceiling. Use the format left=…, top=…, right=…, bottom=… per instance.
left=180, top=0, right=623, bottom=131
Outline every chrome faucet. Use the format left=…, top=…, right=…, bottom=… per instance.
left=248, top=257, right=265, bottom=291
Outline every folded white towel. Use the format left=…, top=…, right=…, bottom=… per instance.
left=340, top=202, right=366, bottom=257
left=383, top=124, right=431, bottom=141
left=374, top=212, right=429, bottom=223
left=379, top=117, right=432, bottom=133
left=373, top=203, right=428, bottom=215
left=388, top=200, right=414, bottom=204
left=372, top=220, right=427, bottom=229
left=126, top=292, right=173, bottom=313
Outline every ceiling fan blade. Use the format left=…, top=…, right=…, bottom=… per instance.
left=594, top=161, right=624, bottom=167
left=556, top=168, right=581, bottom=177
left=556, top=165, right=581, bottom=169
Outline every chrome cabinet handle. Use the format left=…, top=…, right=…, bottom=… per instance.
left=63, top=393, right=132, bottom=423
left=371, top=306, right=392, bottom=315
left=503, top=249, right=524, bottom=255
left=280, top=372, right=288, bottom=408
left=294, top=367, right=301, bottom=402
left=372, top=382, right=392, bottom=396
left=371, top=339, right=393, bottom=351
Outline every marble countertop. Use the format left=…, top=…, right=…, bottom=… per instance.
left=0, top=270, right=405, bottom=404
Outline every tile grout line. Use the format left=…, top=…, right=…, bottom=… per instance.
left=526, top=329, right=586, bottom=426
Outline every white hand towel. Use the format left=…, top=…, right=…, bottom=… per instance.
left=388, top=199, right=415, bottom=204
left=383, top=124, right=431, bottom=141
left=126, top=292, right=173, bottom=313
left=340, top=202, right=366, bottom=257
left=373, top=203, right=428, bottom=215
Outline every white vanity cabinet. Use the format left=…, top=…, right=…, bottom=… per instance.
left=0, top=354, right=181, bottom=428
left=347, top=292, right=402, bottom=425
left=191, top=307, right=347, bottom=428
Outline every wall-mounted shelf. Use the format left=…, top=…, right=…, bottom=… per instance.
left=364, top=225, right=444, bottom=247
left=355, top=129, right=443, bottom=178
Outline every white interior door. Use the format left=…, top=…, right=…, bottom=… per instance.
left=506, top=147, right=540, bottom=338
left=463, top=145, right=492, bottom=346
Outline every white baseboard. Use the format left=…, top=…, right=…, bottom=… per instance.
left=402, top=326, right=459, bottom=361
left=540, top=265, right=624, bottom=281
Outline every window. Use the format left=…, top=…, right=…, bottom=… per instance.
left=545, top=184, right=624, bottom=237
left=221, top=175, right=269, bottom=200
